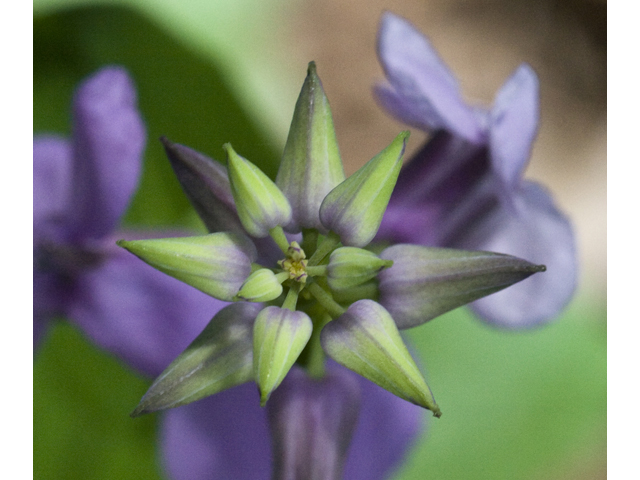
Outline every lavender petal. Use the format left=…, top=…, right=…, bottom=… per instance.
left=33, top=136, right=73, bottom=244
left=466, top=181, right=577, bottom=327
left=344, top=372, right=424, bottom=480
left=68, top=66, right=146, bottom=241
left=266, top=365, right=360, bottom=480
left=375, top=12, right=483, bottom=142
left=68, top=246, right=225, bottom=377
left=161, top=384, right=271, bottom=480
left=489, top=64, right=540, bottom=194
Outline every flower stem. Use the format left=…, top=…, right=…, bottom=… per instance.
left=307, top=231, right=340, bottom=266
left=307, top=282, right=345, bottom=318
left=269, top=226, right=290, bottom=254
left=297, top=313, right=330, bottom=379
left=305, top=265, right=328, bottom=277
left=281, top=283, right=300, bottom=311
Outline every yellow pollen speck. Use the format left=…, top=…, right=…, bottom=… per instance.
left=278, top=243, right=308, bottom=283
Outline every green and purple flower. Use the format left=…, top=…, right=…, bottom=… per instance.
left=33, top=66, right=429, bottom=480
left=119, top=61, right=545, bottom=478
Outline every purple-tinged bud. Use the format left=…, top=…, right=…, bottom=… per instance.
left=378, top=244, right=546, bottom=329
left=319, top=131, right=409, bottom=247
left=131, top=303, right=261, bottom=416
left=161, top=137, right=246, bottom=234
left=253, top=306, right=313, bottom=406
left=321, top=299, right=441, bottom=416
left=276, top=62, right=345, bottom=233
left=267, top=366, right=361, bottom=480
left=225, top=143, right=292, bottom=237
left=117, top=232, right=257, bottom=301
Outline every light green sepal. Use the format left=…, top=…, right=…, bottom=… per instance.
left=236, top=268, right=284, bottom=302
left=253, top=306, right=313, bottom=406
left=117, top=232, right=257, bottom=301
left=319, top=131, right=409, bottom=247
left=225, top=143, right=292, bottom=237
left=327, top=247, right=393, bottom=291
left=276, top=61, right=345, bottom=232
left=321, top=299, right=441, bottom=417
left=131, top=303, right=261, bottom=417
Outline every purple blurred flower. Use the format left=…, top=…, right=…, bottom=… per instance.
left=34, top=66, right=422, bottom=480
left=374, top=12, right=577, bottom=328
left=32, top=66, right=223, bottom=373
left=160, top=365, right=422, bottom=480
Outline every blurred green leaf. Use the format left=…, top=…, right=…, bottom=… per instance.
left=34, top=299, right=605, bottom=480
left=34, top=6, right=282, bottom=228
left=34, top=0, right=300, bottom=144
left=34, top=322, right=161, bottom=480
left=395, top=298, right=606, bottom=480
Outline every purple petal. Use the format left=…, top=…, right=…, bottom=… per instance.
left=68, top=245, right=224, bottom=377
left=377, top=131, right=497, bottom=247
left=266, top=365, right=360, bottom=480
left=343, top=370, right=424, bottom=480
left=159, top=363, right=423, bottom=480
left=489, top=64, right=539, bottom=193
left=375, top=12, right=483, bottom=142
left=68, top=66, right=146, bottom=242
left=161, top=384, right=271, bottom=480
left=33, top=136, right=73, bottom=243
left=465, top=181, right=577, bottom=327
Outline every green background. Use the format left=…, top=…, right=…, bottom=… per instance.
left=33, top=2, right=606, bottom=479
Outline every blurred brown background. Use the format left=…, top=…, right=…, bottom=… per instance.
left=276, top=0, right=606, bottom=301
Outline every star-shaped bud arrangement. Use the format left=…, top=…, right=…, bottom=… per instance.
left=119, top=62, right=545, bottom=423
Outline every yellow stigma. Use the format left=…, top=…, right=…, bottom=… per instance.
left=277, top=241, right=308, bottom=283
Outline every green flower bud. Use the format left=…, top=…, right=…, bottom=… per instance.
left=276, top=62, right=345, bottom=232
left=225, top=143, right=292, bottom=237
left=117, top=232, right=257, bottom=301
left=236, top=268, right=284, bottom=302
left=327, top=247, right=393, bottom=291
left=321, top=299, right=441, bottom=416
left=378, top=244, right=546, bottom=329
left=131, top=303, right=260, bottom=416
left=253, top=306, right=313, bottom=406
left=319, top=131, right=409, bottom=247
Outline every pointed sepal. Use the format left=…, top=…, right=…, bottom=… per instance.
left=161, top=137, right=245, bottom=234
left=225, top=144, right=292, bottom=237
left=321, top=299, right=441, bottom=416
left=276, top=61, right=345, bottom=232
left=378, top=244, right=546, bottom=328
left=235, top=268, right=284, bottom=302
left=319, top=131, right=409, bottom=247
left=253, top=306, right=313, bottom=405
left=117, top=232, right=257, bottom=301
left=327, top=246, right=393, bottom=291
left=131, top=303, right=261, bottom=416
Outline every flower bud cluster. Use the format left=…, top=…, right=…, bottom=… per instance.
left=119, top=62, right=545, bottom=423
